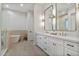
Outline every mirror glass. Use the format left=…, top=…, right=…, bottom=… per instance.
left=57, top=3, right=76, bottom=31
left=44, top=4, right=56, bottom=31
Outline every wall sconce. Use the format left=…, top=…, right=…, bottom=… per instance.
left=53, top=7, right=56, bottom=16
left=40, top=14, right=45, bottom=22
left=40, top=14, right=45, bottom=27
left=42, top=19, right=45, bottom=22
left=40, top=22, right=44, bottom=27
left=78, top=4, right=79, bottom=9
left=53, top=18, right=56, bottom=25
left=40, top=14, right=44, bottom=20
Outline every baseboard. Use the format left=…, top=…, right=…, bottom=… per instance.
left=1, top=48, right=8, bottom=56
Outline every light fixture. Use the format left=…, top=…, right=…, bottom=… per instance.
left=53, top=8, right=56, bottom=16
left=53, top=18, right=56, bottom=25
left=40, top=14, right=45, bottom=27
left=6, top=5, right=9, bottom=8
left=20, top=4, right=23, bottom=7
left=40, top=22, right=44, bottom=27
left=40, top=14, right=44, bottom=20
left=78, top=4, right=79, bottom=9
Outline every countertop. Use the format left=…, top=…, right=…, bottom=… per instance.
left=36, top=32, right=79, bottom=44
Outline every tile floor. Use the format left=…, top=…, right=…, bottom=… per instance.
left=5, top=40, right=48, bottom=56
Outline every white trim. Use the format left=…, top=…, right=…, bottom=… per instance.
left=1, top=48, right=8, bottom=56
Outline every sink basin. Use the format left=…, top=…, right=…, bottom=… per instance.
left=45, top=31, right=58, bottom=35
left=50, top=33, right=57, bottom=35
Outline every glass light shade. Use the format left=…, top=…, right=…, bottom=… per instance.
left=40, top=15, right=44, bottom=20
left=40, top=22, right=44, bottom=27
left=53, top=18, right=56, bottom=25
left=53, top=8, right=56, bottom=16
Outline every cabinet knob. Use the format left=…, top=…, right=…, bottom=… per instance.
left=53, top=43, right=56, bottom=46
left=29, top=30, right=32, bottom=32
left=40, top=37, right=41, bottom=39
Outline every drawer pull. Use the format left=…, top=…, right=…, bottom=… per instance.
left=44, top=48, right=47, bottom=50
left=67, top=54, right=71, bottom=56
left=67, top=44, right=74, bottom=47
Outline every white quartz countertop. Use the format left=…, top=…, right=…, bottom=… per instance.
left=36, top=32, right=79, bottom=44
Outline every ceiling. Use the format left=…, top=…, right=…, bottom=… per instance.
left=2, top=3, right=76, bottom=13
left=2, top=3, right=35, bottom=12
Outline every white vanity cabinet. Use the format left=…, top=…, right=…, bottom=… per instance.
left=36, top=34, right=64, bottom=56
left=64, top=40, right=79, bottom=56
left=36, top=33, right=79, bottom=56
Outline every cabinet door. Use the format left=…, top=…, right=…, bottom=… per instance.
left=47, top=37, right=55, bottom=56
left=54, top=44, right=64, bottom=56
left=47, top=43, right=55, bottom=56
left=36, top=35, right=43, bottom=48
left=36, top=35, right=48, bottom=51
left=42, top=41, right=48, bottom=53
left=53, top=38, right=64, bottom=56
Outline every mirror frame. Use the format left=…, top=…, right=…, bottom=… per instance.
left=44, top=4, right=57, bottom=31
left=43, top=3, right=77, bottom=32
left=56, top=3, right=77, bottom=32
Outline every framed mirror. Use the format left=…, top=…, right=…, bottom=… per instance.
left=44, top=3, right=76, bottom=32
left=44, top=4, right=56, bottom=31
left=57, top=3, right=76, bottom=31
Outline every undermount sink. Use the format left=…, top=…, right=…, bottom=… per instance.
left=50, top=32, right=63, bottom=36
left=50, top=33, right=57, bottom=35
left=45, top=31, right=62, bottom=36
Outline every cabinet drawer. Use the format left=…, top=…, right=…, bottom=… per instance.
left=53, top=39, right=63, bottom=45
left=36, top=35, right=43, bottom=39
left=64, top=48, right=79, bottom=56
left=64, top=41, right=79, bottom=52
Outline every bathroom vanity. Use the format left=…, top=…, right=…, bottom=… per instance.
left=34, top=3, right=79, bottom=56
left=36, top=32, right=79, bottom=56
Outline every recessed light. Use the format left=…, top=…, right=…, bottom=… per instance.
left=20, top=4, right=23, bottom=7
left=6, top=5, right=9, bottom=8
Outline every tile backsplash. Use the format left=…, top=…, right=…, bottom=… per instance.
left=62, top=31, right=79, bottom=38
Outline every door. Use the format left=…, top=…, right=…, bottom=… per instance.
left=0, top=31, right=1, bottom=53
left=26, top=12, right=34, bottom=41
left=1, top=30, right=7, bottom=51
left=0, top=4, right=1, bottom=53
